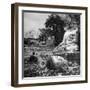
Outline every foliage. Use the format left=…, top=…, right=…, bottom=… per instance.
left=45, top=14, right=65, bottom=46
left=39, top=14, right=65, bottom=46
left=24, top=53, right=80, bottom=77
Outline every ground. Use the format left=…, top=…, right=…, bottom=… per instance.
left=24, top=45, right=80, bottom=77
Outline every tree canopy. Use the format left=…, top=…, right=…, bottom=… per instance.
left=39, top=13, right=80, bottom=49
left=45, top=14, right=65, bottom=46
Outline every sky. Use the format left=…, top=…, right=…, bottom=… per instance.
left=24, top=12, right=50, bottom=38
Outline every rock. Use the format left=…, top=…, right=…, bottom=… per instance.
left=53, top=27, right=78, bottom=53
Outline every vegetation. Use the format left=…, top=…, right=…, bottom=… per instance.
left=24, top=13, right=81, bottom=77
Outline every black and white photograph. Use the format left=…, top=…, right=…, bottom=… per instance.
left=11, top=3, right=87, bottom=86
left=23, top=11, right=81, bottom=77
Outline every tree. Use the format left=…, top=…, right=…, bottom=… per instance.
left=38, top=28, right=47, bottom=42
left=45, top=14, right=65, bottom=46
